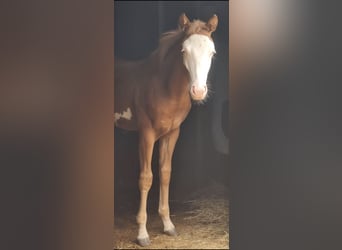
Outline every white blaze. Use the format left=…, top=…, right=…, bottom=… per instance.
left=114, top=107, right=132, bottom=123
left=182, top=34, right=216, bottom=88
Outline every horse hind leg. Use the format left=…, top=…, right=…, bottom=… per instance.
left=136, top=129, right=155, bottom=246
left=158, top=128, right=180, bottom=236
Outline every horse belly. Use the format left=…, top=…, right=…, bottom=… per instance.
left=115, top=117, right=137, bottom=131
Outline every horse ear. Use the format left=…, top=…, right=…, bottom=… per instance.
left=179, top=13, right=190, bottom=31
left=207, top=14, right=218, bottom=32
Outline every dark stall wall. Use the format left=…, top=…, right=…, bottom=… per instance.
left=114, top=1, right=229, bottom=201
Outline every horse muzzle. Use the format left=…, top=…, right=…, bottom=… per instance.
left=190, top=85, right=208, bottom=100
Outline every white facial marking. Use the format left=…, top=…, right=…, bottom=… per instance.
left=114, top=107, right=132, bottom=123
left=182, top=34, right=216, bottom=89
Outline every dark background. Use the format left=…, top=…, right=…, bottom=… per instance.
left=114, top=1, right=229, bottom=208
left=1, top=1, right=342, bottom=250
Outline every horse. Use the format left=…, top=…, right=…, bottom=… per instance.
left=114, top=13, right=218, bottom=247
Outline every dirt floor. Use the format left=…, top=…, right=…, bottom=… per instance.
left=113, top=181, right=229, bottom=249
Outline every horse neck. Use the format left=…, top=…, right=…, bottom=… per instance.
left=156, top=48, right=191, bottom=102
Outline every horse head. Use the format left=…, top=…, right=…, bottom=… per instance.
left=179, top=13, right=218, bottom=101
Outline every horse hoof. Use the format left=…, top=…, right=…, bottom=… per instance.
left=137, top=237, right=151, bottom=247
left=164, top=228, right=178, bottom=236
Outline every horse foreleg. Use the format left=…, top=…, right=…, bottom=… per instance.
left=158, top=128, right=180, bottom=236
left=136, top=129, right=155, bottom=246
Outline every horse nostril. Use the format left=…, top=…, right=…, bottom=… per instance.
left=191, top=85, right=197, bottom=95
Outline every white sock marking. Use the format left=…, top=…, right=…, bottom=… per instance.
left=137, top=224, right=149, bottom=239
left=162, top=218, right=175, bottom=232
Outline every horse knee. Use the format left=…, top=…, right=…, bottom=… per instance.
left=139, top=172, right=153, bottom=191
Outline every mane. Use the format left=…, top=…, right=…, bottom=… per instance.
left=152, top=29, right=184, bottom=64
left=153, top=20, right=211, bottom=63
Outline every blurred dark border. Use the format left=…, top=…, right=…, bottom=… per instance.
left=0, top=1, right=114, bottom=250
left=230, top=1, right=342, bottom=250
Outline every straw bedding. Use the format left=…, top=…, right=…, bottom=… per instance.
left=113, top=180, right=229, bottom=249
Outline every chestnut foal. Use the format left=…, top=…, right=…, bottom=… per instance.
left=114, top=13, right=218, bottom=246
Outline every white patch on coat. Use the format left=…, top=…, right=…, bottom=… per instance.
left=114, top=107, right=132, bottom=123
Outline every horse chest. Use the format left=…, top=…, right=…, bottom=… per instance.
left=153, top=106, right=190, bottom=135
